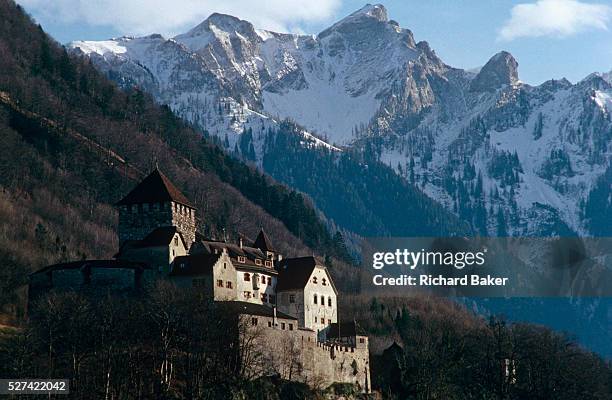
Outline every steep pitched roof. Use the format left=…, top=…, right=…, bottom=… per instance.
left=276, top=256, right=331, bottom=291
left=169, top=253, right=222, bottom=276
left=253, top=229, right=275, bottom=252
left=116, top=168, right=194, bottom=208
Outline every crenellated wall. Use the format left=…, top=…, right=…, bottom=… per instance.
left=247, top=320, right=370, bottom=392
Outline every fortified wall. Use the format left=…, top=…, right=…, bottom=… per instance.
left=246, top=316, right=370, bottom=392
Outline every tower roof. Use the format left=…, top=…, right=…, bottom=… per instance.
left=116, top=168, right=194, bottom=208
left=253, top=228, right=275, bottom=252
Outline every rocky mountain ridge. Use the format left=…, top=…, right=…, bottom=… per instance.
left=70, top=3, right=612, bottom=236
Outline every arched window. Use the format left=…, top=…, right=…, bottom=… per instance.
left=244, top=273, right=250, bottom=281
left=320, top=295, right=324, bottom=306
left=313, top=294, right=317, bottom=304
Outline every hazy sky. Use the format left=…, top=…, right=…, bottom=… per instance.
left=17, top=0, right=612, bottom=85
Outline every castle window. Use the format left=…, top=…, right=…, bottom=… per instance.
left=267, top=277, right=272, bottom=284
left=328, top=298, right=332, bottom=307
left=359, top=338, right=365, bottom=344
left=314, top=317, right=317, bottom=323
left=255, top=259, right=262, bottom=266
left=244, top=273, right=250, bottom=281
left=261, top=293, right=267, bottom=302
left=313, top=294, right=317, bottom=304
left=289, top=294, right=295, bottom=303
left=289, top=323, right=294, bottom=331
left=322, top=278, right=327, bottom=286
left=312, top=277, right=317, bottom=284
left=268, top=321, right=272, bottom=327
left=226, top=281, right=232, bottom=289
left=265, top=260, right=272, bottom=267
left=328, top=319, right=332, bottom=325
left=269, top=295, right=275, bottom=304
left=223, top=263, right=227, bottom=269
left=174, top=237, right=179, bottom=247
left=281, top=322, right=286, bottom=330
left=238, top=256, right=246, bottom=263
left=217, top=279, right=223, bottom=287
left=261, top=276, right=266, bottom=284
left=321, top=295, right=325, bottom=306
left=251, top=318, right=258, bottom=326
left=243, top=291, right=251, bottom=299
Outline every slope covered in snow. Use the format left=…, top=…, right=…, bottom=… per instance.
left=69, top=4, right=612, bottom=237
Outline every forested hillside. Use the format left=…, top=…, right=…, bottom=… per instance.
left=0, top=0, right=356, bottom=319
left=259, top=122, right=472, bottom=237
left=0, top=3, right=611, bottom=398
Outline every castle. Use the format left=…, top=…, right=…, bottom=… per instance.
left=30, top=168, right=370, bottom=391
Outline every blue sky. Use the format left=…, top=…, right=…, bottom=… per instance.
left=17, top=0, right=612, bottom=85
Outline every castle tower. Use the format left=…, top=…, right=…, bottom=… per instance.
left=116, top=168, right=196, bottom=248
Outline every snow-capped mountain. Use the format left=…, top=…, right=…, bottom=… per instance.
left=69, top=4, right=612, bottom=236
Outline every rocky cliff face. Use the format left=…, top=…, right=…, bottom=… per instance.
left=70, top=3, right=612, bottom=237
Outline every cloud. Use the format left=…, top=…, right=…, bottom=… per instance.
left=498, top=0, right=612, bottom=41
left=17, top=0, right=341, bottom=37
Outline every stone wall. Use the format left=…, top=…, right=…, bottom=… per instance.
left=117, top=201, right=196, bottom=248
left=245, top=319, right=371, bottom=392
left=118, top=202, right=173, bottom=244
left=29, top=266, right=149, bottom=304
left=170, top=202, right=196, bottom=248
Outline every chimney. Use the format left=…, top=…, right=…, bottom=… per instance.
left=273, top=307, right=277, bottom=327
left=239, top=236, right=243, bottom=249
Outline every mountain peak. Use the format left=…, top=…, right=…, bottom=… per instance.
left=319, top=3, right=389, bottom=38
left=350, top=4, right=388, bottom=22
left=470, top=51, right=519, bottom=92
left=180, top=12, right=256, bottom=39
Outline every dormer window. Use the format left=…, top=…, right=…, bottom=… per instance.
left=238, top=256, right=246, bottom=263
left=255, top=259, right=262, bottom=266
left=265, top=260, right=272, bottom=267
